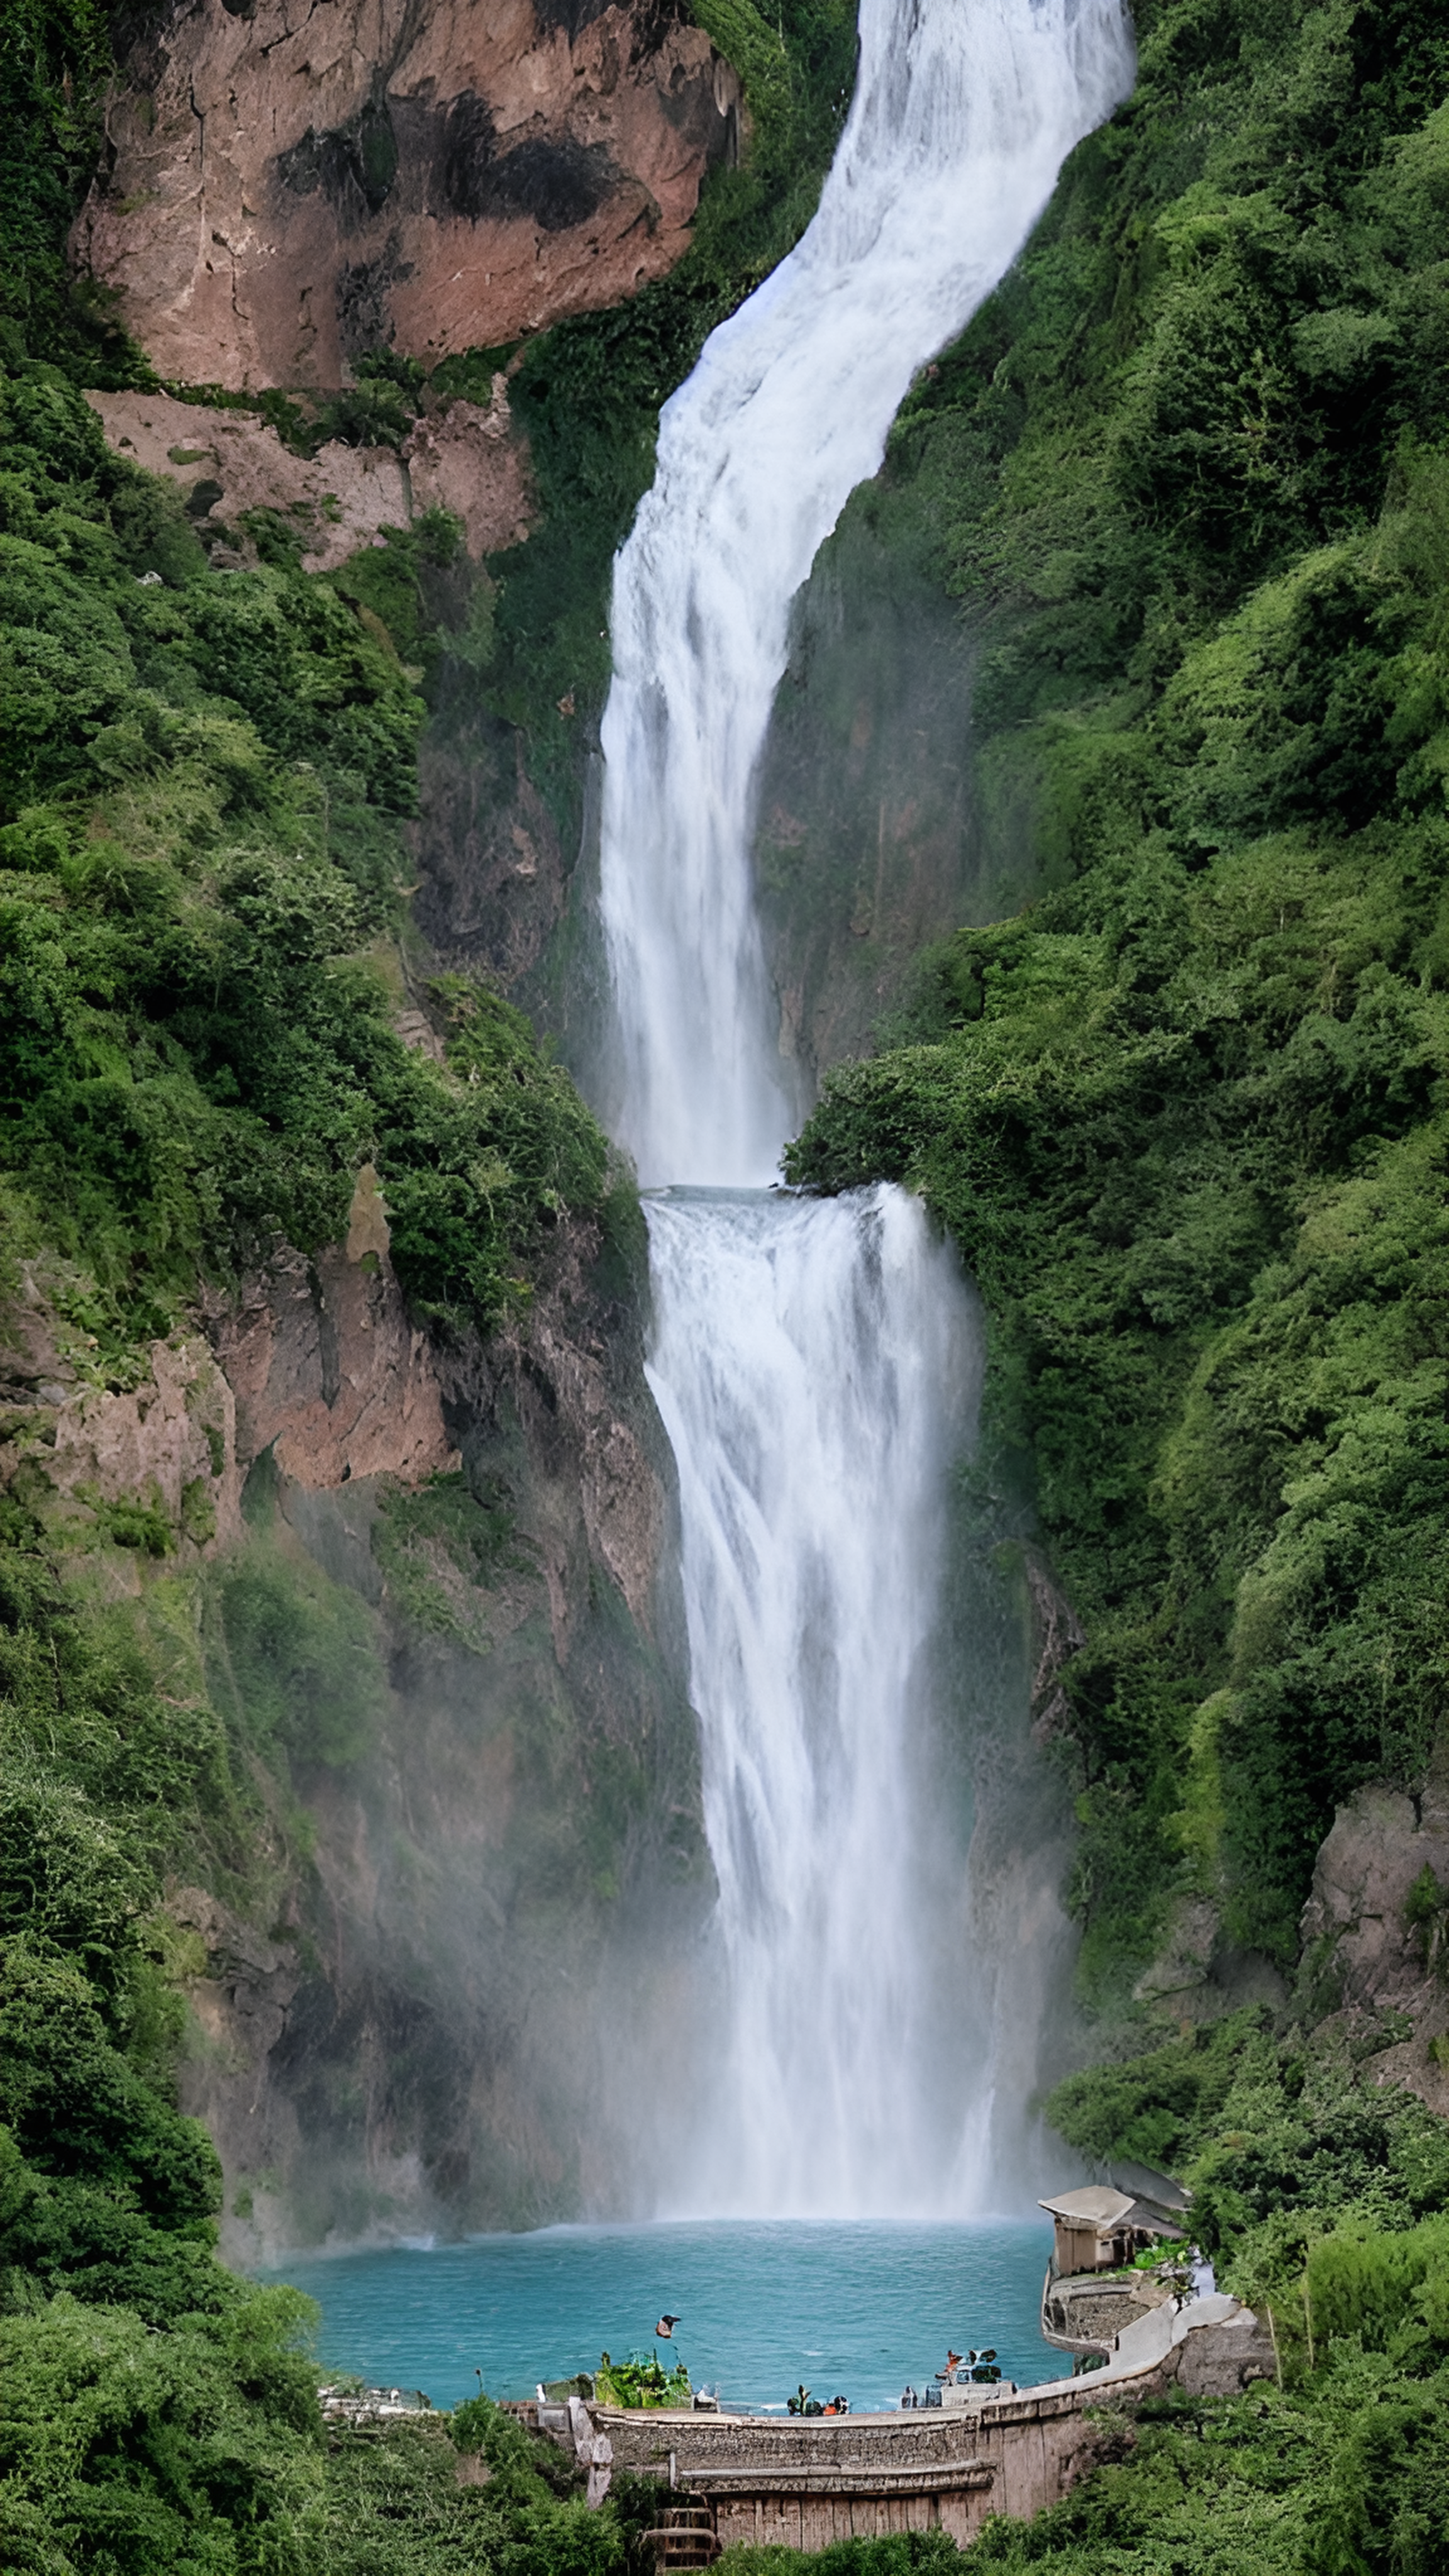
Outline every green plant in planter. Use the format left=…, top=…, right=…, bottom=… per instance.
left=595, top=2349, right=691, bottom=2409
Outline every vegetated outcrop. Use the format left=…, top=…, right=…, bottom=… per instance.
left=0, top=309, right=712, bottom=2251
left=1, top=1262, right=243, bottom=1564
left=204, top=1168, right=461, bottom=1494
left=2, top=0, right=865, bottom=2285
left=86, top=377, right=535, bottom=571
left=74, top=0, right=743, bottom=389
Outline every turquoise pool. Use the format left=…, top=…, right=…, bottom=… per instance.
left=271, top=2218, right=1057, bottom=2415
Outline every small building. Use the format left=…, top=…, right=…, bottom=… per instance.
left=1038, top=2185, right=1185, bottom=2280
left=1038, top=2175, right=1192, bottom=2364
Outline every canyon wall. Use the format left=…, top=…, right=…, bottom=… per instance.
left=1, top=1145, right=705, bottom=2256
left=75, top=0, right=741, bottom=390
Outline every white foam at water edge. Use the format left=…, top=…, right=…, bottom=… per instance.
left=595, top=0, right=1135, bottom=2214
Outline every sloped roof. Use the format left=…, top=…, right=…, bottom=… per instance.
left=1038, top=2187, right=1136, bottom=2229
left=1038, top=2185, right=1183, bottom=2240
left=1108, top=2158, right=1192, bottom=2215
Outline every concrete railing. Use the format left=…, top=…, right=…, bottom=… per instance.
left=558, top=2296, right=1276, bottom=2550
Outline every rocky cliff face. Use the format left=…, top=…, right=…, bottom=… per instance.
left=1296, top=1772, right=1449, bottom=2118
left=204, top=1166, right=460, bottom=1492
left=1112, top=1764, right=1449, bottom=2123
left=0, top=1261, right=243, bottom=1567
left=1, top=1143, right=702, bottom=2253
left=74, top=0, right=741, bottom=391
left=197, top=1185, right=702, bottom=2255
left=753, top=502, right=993, bottom=1090
left=86, top=379, right=534, bottom=570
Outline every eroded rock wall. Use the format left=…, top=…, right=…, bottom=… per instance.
left=0, top=1262, right=242, bottom=1568
left=1296, top=1772, right=1449, bottom=2117
left=86, top=379, right=533, bottom=570
left=1, top=1148, right=702, bottom=2253
left=74, top=0, right=741, bottom=391
left=187, top=1185, right=701, bottom=2255
left=751, top=501, right=994, bottom=1096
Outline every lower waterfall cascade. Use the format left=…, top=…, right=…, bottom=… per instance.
left=596, top=0, right=1135, bottom=2214
left=645, top=1189, right=977, bottom=2215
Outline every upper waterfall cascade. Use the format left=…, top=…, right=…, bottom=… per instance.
left=600, top=0, right=1134, bottom=1189
left=597, top=0, right=1133, bottom=2213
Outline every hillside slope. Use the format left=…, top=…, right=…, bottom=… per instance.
left=789, top=0, right=1448, bottom=2021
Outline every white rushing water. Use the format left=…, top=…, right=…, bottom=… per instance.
left=596, top=0, right=1133, bottom=2212
left=600, top=0, right=1134, bottom=1189
left=646, top=1187, right=977, bottom=2213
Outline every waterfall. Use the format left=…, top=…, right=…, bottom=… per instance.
left=646, top=1187, right=977, bottom=2214
left=597, top=0, right=1133, bottom=2212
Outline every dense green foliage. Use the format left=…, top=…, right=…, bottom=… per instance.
left=0, top=358, right=611, bottom=1343
left=0, top=0, right=138, bottom=381
left=593, top=2351, right=692, bottom=2410
left=1046, top=2012, right=1449, bottom=2287
left=787, top=0, right=1449, bottom=1992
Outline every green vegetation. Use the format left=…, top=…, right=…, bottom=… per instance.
left=0, top=1475, right=318, bottom=2566
left=370, top=1470, right=529, bottom=1652
left=0, top=0, right=138, bottom=383
left=3, top=0, right=858, bottom=849
left=594, top=2351, right=692, bottom=2410
left=1046, top=2013, right=1449, bottom=2291
left=206, top=1543, right=390, bottom=1775
left=787, top=0, right=1449, bottom=1997
left=0, top=355, right=611, bottom=1343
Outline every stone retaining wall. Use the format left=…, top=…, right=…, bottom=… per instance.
left=558, top=2297, right=1277, bottom=2550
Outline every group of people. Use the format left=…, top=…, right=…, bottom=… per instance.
left=899, top=2345, right=1002, bottom=2407
left=786, top=2385, right=850, bottom=2416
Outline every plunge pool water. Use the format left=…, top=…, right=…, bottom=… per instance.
left=271, top=2218, right=1057, bottom=2414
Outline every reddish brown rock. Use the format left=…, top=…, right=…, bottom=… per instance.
left=0, top=1263, right=241, bottom=1558
left=207, top=1167, right=459, bottom=1489
left=72, top=0, right=741, bottom=392
left=86, top=378, right=533, bottom=569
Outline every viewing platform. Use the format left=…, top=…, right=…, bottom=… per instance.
left=526, top=2291, right=1278, bottom=2551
